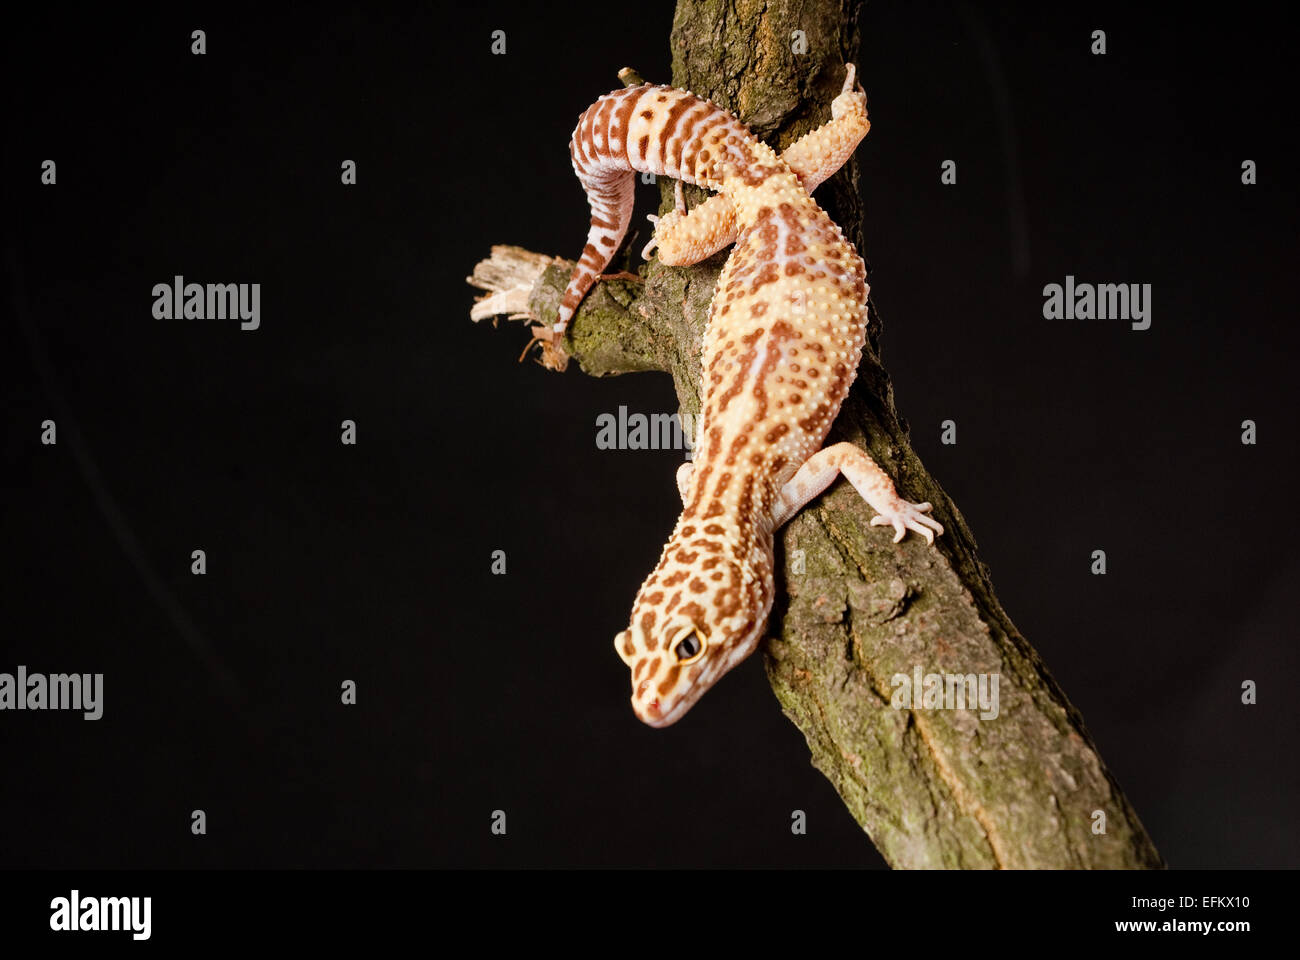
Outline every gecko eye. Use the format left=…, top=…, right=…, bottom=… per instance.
left=673, top=628, right=705, bottom=663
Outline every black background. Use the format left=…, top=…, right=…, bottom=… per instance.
left=3, top=3, right=1296, bottom=869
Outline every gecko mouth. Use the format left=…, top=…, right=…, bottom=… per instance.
left=632, top=685, right=701, bottom=728
left=635, top=697, right=677, bottom=728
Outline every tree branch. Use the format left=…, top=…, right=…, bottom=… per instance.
left=467, top=0, right=1164, bottom=869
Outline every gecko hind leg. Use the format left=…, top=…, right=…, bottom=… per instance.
left=781, top=64, right=870, bottom=195
left=642, top=193, right=740, bottom=266
left=773, top=442, right=943, bottom=543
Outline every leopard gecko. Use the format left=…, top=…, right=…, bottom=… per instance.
left=557, top=65, right=943, bottom=727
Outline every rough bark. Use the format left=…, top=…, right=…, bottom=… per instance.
left=467, top=0, right=1164, bottom=869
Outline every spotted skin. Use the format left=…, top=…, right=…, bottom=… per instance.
left=561, top=67, right=943, bottom=727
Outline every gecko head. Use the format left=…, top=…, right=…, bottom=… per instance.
left=613, top=554, right=768, bottom=728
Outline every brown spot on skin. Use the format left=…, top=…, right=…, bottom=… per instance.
left=657, top=665, right=680, bottom=697
left=640, top=611, right=656, bottom=633
left=616, top=91, right=642, bottom=147
left=592, top=96, right=617, bottom=154
left=691, top=540, right=723, bottom=552
left=798, top=403, right=831, bottom=432
left=765, top=423, right=789, bottom=443
left=715, top=338, right=755, bottom=412
left=657, top=96, right=696, bottom=159
left=676, top=550, right=699, bottom=564
left=751, top=302, right=768, bottom=317
left=701, top=557, right=722, bottom=570
left=578, top=104, right=599, bottom=161
left=750, top=261, right=781, bottom=293
left=683, top=464, right=713, bottom=518
left=735, top=156, right=782, bottom=187
left=637, top=135, right=650, bottom=157
left=665, top=592, right=681, bottom=614
left=641, top=110, right=654, bottom=119
left=725, top=432, right=748, bottom=465
left=711, top=571, right=724, bottom=581
left=680, top=602, right=706, bottom=622
left=712, top=589, right=741, bottom=616
left=702, top=501, right=725, bottom=519
left=777, top=201, right=802, bottom=233
left=647, top=657, right=661, bottom=680
left=689, top=665, right=703, bottom=681
left=600, top=236, right=615, bottom=247
left=784, top=262, right=805, bottom=276
left=645, top=591, right=664, bottom=605
left=689, top=578, right=706, bottom=593
left=748, top=321, right=797, bottom=423
left=634, top=660, right=645, bottom=680
left=681, top=526, right=696, bottom=536
left=703, top=524, right=725, bottom=535
left=663, top=571, right=688, bottom=586
left=735, top=476, right=754, bottom=534
left=672, top=110, right=709, bottom=169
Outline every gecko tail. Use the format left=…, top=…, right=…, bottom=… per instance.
left=555, top=168, right=635, bottom=332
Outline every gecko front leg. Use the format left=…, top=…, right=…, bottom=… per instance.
left=772, top=442, right=943, bottom=543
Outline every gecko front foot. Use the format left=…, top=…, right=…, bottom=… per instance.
left=773, top=442, right=945, bottom=545
left=870, top=499, right=943, bottom=545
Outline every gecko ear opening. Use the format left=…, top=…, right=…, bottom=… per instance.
left=614, top=630, right=638, bottom=667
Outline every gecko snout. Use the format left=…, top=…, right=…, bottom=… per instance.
left=634, top=695, right=668, bottom=727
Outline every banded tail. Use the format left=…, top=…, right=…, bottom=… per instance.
left=555, top=83, right=767, bottom=333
